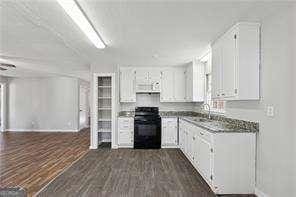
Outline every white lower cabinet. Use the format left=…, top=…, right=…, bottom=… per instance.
left=197, top=135, right=213, bottom=185
left=161, top=117, right=178, bottom=148
left=179, top=120, right=185, bottom=152
left=118, top=117, right=134, bottom=147
left=179, top=119, right=256, bottom=195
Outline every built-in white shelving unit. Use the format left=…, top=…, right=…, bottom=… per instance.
left=90, top=73, right=116, bottom=149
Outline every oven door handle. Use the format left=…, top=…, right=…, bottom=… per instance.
left=135, top=120, right=154, bottom=123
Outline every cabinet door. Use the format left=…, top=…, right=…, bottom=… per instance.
left=192, top=131, right=199, bottom=167
left=120, top=68, right=136, bottom=102
left=197, top=136, right=213, bottom=185
left=160, top=69, right=174, bottom=102
left=185, top=124, right=192, bottom=159
left=162, top=118, right=178, bottom=146
left=222, top=28, right=237, bottom=98
left=136, top=69, right=149, bottom=85
left=149, top=70, right=161, bottom=84
left=186, top=65, right=193, bottom=101
left=174, top=67, right=186, bottom=101
left=118, top=130, right=132, bottom=145
left=183, top=123, right=188, bottom=154
left=212, top=41, right=223, bottom=99
left=179, top=122, right=185, bottom=151
left=195, top=60, right=205, bottom=102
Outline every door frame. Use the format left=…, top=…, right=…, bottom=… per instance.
left=90, top=73, right=116, bottom=149
left=0, top=83, right=7, bottom=132
left=79, top=85, right=90, bottom=131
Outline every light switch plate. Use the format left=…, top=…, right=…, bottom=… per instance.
left=267, top=106, right=274, bottom=117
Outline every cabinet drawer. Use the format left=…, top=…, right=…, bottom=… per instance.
left=118, top=118, right=134, bottom=130
left=118, top=130, right=133, bottom=144
left=196, top=127, right=212, bottom=143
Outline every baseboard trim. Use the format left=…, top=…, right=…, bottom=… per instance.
left=101, top=139, right=111, bottom=142
left=89, top=146, right=97, bottom=150
left=118, top=145, right=133, bottom=148
left=161, top=145, right=178, bottom=148
left=6, top=129, right=79, bottom=132
left=255, top=188, right=269, bottom=197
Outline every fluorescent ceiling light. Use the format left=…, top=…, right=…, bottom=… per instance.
left=56, top=0, right=106, bottom=49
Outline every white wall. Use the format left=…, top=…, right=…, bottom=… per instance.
left=7, top=77, right=81, bottom=131
left=196, top=4, right=296, bottom=197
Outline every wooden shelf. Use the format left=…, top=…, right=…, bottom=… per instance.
left=98, top=108, right=111, bottom=110
left=98, top=119, right=111, bottom=121
left=98, top=129, right=111, bottom=133
left=98, top=86, right=111, bottom=88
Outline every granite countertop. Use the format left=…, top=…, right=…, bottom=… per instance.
left=118, top=111, right=259, bottom=133
left=180, top=117, right=256, bottom=133
left=118, top=111, right=198, bottom=118
left=118, top=111, right=135, bottom=117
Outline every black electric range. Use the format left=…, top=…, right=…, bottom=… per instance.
left=134, top=107, right=161, bottom=149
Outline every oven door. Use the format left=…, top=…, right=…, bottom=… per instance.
left=134, top=118, right=161, bottom=149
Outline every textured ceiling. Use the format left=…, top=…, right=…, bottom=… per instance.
left=0, top=0, right=289, bottom=79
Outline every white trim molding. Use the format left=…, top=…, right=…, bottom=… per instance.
left=0, top=83, right=7, bottom=132
left=255, top=188, right=270, bottom=197
left=89, top=146, right=97, bottom=149
left=91, top=73, right=116, bottom=150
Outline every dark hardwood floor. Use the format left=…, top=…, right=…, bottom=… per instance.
left=37, top=149, right=216, bottom=197
left=1, top=131, right=256, bottom=197
left=0, top=129, right=90, bottom=197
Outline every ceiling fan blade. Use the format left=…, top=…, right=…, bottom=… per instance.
left=0, top=63, right=16, bottom=68
left=0, top=67, right=8, bottom=71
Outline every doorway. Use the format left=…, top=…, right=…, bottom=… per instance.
left=79, top=85, right=90, bottom=131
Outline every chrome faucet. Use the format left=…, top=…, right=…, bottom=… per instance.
left=201, top=103, right=211, bottom=119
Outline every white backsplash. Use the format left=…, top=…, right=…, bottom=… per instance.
left=120, top=93, right=196, bottom=111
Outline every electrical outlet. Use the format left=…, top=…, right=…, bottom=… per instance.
left=67, top=122, right=71, bottom=126
left=267, top=106, right=274, bottom=117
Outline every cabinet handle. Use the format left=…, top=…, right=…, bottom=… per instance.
left=217, top=94, right=220, bottom=97
left=200, top=132, right=204, bottom=136
left=221, top=93, right=225, bottom=96
left=193, top=136, right=196, bottom=140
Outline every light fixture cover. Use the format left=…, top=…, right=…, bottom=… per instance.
left=0, top=63, right=16, bottom=68
left=56, top=0, right=106, bottom=49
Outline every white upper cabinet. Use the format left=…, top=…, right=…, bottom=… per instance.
left=186, top=60, right=205, bottom=102
left=160, top=69, right=174, bottom=102
left=136, top=69, right=149, bottom=85
left=160, top=67, right=186, bottom=102
left=135, top=69, right=161, bottom=92
left=174, top=67, right=186, bottom=101
left=211, top=22, right=260, bottom=100
left=221, top=27, right=237, bottom=98
left=120, top=68, right=136, bottom=102
left=212, top=40, right=223, bottom=99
